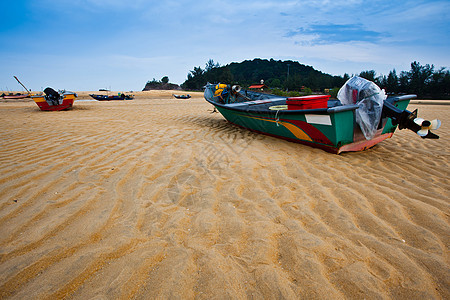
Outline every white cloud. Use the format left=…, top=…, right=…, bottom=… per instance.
left=1, top=0, right=448, bottom=90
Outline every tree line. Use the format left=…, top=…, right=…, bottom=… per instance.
left=181, top=58, right=449, bottom=99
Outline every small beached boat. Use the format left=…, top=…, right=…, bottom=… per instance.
left=89, top=93, right=134, bottom=100
left=1, top=93, right=30, bottom=99
left=32, top=88, right=77, bottom=111
left=204, top=78, right=440, bottom=154
left=5, top=76, right=33, bottom=99
left=173, top=94, right=191, bottom=99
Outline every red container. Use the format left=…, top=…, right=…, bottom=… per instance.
left=286, top=95, right=330, bottom=110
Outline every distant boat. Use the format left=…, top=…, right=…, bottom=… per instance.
left=6, top=76, right=32, bottom=99
left=173, top=94, right=191, bottom=99
left=32, top=87, right=77, bottom=111
left=89, top=93, right=134, bottom=100
left=1, top=93, right=30, bottom=99
left=204, top=78, right=441, bottom=154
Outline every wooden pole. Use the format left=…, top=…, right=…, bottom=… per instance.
left=13, top=76, right=31, bottom=95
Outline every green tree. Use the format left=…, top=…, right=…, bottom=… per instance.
left=191, top=66, right=204, bottom=77
left=428, top=67, right=450, bottom=99
left=303, top=87, right=313, bottom=95
left=161, top=76, right=169, bottom=84
left=343, top=73, right=350, bottom=81
left=219, top=67, right=233, bottom=83
left=359, top=70, right=377, bottom=82
left=183, top=66, right=205, bottom=90
left=409, top=61, right=434, bottom=97
left=399, top=71, right=410, bottom=93
left=385, top=70, right=399, bottom=94
left=329, top=87, right=340, bottom=99
left=266, top=78, right=282, bottom=88
left=205, top=59, right=220, bottom=71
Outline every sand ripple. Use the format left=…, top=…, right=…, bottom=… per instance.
left=0, top=97, right=448, bottom=299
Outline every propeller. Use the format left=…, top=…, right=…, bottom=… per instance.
left=382, top=100, right=441, bottom=139
left=414, top=118, right=441, bottom=138
left=231, top=85, right=241, bottom=94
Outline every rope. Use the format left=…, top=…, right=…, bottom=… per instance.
left=275, top=109, right=281, bottom=127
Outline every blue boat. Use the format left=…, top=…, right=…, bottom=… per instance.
left=89, top=93, right=134, bottom=101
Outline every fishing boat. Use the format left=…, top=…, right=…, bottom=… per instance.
left=5, top=76, right=33, bottom=99
left=32, top=88, right=77, bottom=111
left=204, top=78, right=440, bottom=154
left=11, top=76, right=75, bottom=111
left=173, top=94, right=191, bottom=99
left=1, top=93, right=30, bottom=99
left=89, top=93, right=134, bottom=100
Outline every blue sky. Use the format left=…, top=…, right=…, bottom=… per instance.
left=1, top=0, right=449, bottom=91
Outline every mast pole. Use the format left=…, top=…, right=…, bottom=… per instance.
left=13, top=76, right=31, bottom=95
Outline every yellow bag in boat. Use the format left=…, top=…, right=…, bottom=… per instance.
left=214, top=84, right=228, bottom=97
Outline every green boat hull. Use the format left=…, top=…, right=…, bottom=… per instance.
left=210, top=98, right=412, bottom=154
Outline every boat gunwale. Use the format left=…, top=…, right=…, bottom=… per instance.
left=205, top=97, right=356, bottom=115
left=31, top=92, right=77, bottom=99
left=205, top=94, right=417, bottom=115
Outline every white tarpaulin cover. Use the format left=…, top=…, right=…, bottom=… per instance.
left=337, top=76, right=386, bottom=140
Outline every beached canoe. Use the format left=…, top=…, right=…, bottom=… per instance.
left=173, top=94, right=191, bottom=99
left=1, top=93, right=30, bottom=99
left=32, top=88, right=77, bottom=111
left=89, top=93, right=134, bottom=100
left=204, top=78, right=440, bottom=154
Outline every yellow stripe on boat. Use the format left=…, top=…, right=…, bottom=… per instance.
left=32, top=96, right=46, bottom=103
left=242, top=114, right=313, bottom=142
left=281, top=121, right=313, bottom=141
left=63, top=94, right=76, bottom=100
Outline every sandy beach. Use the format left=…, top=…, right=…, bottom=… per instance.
left=0, top=91, right=448, bottom=299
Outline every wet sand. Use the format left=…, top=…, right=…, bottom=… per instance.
left=0, top=91, right=448, bottom=299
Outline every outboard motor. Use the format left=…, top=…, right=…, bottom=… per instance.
left=44, top=87, right=61, bottom=106
left=382, top=100, right=440, bottom=139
